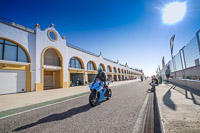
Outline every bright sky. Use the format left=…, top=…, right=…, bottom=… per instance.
left=1, top=0, right=200, bottom=76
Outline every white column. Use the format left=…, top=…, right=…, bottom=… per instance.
left=85, top=71, right=88, bottom=84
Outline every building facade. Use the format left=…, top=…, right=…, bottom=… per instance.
left=0, top=17, right=143, bottom=95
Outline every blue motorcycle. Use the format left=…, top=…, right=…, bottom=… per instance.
left=89, top=81, right=112, bottom=107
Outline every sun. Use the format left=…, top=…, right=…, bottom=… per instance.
left=162, top=1, right=186, bottom=24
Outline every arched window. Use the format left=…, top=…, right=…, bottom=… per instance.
left=113, top=67, right=117, bottom=73
left=0, top=39, right=28, bottom=62
left=98, top=64, right=105, bottom=71
left=69, top=57, right=83, bottom=69
left=87, top=61, right=95, bottom=70
left=107, top=66, right=111, bottom=72
left=44, top=49, right=60, bottom=66
left=118, top=68, right=121, bottom=73
left=99, top=64, right=103, bottom=70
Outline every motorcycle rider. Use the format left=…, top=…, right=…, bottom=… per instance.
left=141, top=75, right=143, bottom=81
left=94, top=67, right=106, bottom=87
left=94, top=67, right=109, bottom=95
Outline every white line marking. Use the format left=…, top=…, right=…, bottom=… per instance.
left=0, top=93, right=89, bottom=120
left=0, top=81, right=139, bottom=120
left=156, top=95, right=165, bottom=133
left=133, top=93, right=149, bottom=133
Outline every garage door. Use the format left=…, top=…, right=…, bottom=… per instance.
left=44, top=75, right=53, bottom=87
left=0, top=69, right=26, bottom=95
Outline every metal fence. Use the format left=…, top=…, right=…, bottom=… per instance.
left=183, top=36, right=200, bottom=68
left=66, top=43, right=99, bottom=57
left=104, top=57, right=117, bottom=63
left=160, top=30, right=200, bottom=80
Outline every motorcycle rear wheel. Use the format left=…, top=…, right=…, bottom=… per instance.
left=89, top=92, right=98, bottom=107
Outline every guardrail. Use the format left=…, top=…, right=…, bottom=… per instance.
left=0, top=16, right=34, bottom=33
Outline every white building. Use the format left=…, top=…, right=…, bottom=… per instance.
left=0, top=16, right=143, bottom=95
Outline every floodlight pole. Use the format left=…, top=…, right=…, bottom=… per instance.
left=170, top=34, right=176, bottom=79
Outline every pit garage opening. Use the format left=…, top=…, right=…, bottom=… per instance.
left=44, top=70, right=60, bottom=89
left=43, top=48, right=63, bottom=89
left=68, top=57, right=85, bottom=87
left=122, top=75, right=125, bottom=80
left=88, top=74, right=96, bottom=83
left=114, top=75, right=117, bottom=81
left=118, top=75, right=121, bottom=81
left=70, top=73, right=84, bottom=86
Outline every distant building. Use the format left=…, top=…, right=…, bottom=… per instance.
left=0, top=16, right=143, bottom=95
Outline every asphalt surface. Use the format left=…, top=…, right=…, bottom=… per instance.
left=0, top=80, right=150, bottom=133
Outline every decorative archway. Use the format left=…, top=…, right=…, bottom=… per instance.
left=107, top=65, right=112, bottom=81
left=69, top=56, right=85, bottom=69
left=107, top=65, right=112, bottom=72
left=113, top=67, right=117, bottom=81
left=87, top=61, right=97, bottom=70
left=99, top=63, right=106, bottom=71
left=87, top=60, right=97, bottom=83
left=68, top=56, right=85, bottom=87
left=118, top=68, right=121, bottom=73
left=113, top=67, right=117, bottom=73
left=39, top=47, right=64, bottom=91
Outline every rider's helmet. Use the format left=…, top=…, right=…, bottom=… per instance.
left=98, top=67, right=103, bottom=74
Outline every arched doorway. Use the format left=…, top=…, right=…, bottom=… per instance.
left=107, top=65, right=112, bottom=81
left=121, top=69, right=124, bottom=80
left=0, top=37, right=31, bottom=94
left=42, top=47, right=63, bottom=90
left=68, top=56, right=85, bottom=87
left=118, top=68, right=121, bottom=81
left=113, top=67, right=117, bottom=81
left=87, top=61, right=97, bottom=83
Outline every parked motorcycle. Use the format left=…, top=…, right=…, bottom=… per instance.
left=89, top=81, right=112, bottom=107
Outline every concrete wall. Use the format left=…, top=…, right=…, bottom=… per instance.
left=170, top=79, right=200, bottom=91
left=161, top=65, right=200, bottom=90
left=168, top=65, right=200, bottom=80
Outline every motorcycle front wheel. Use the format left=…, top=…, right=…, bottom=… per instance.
left=106, top=89, right=112, bottom=100
left=89, top=92, right=98, bottom=107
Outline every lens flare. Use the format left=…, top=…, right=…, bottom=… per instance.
left=162, top=1, right=186, bottom=24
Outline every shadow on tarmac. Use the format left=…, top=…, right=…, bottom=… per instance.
left=13, top=104, right=91, bottom=131
left=164, top=82, right=200, bottom=106
left=163, top=85, right=176, bottom=110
